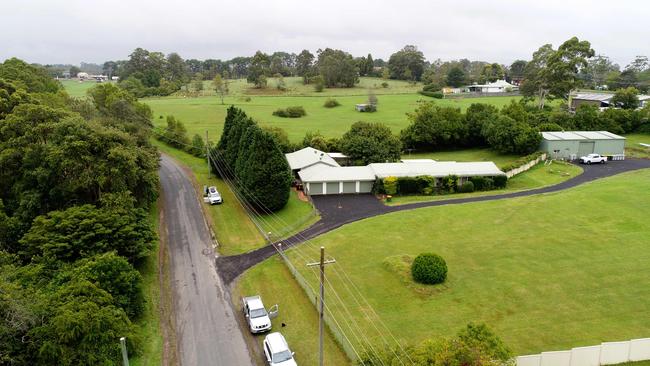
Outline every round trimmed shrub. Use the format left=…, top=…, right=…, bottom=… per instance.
left=323, top=98, right=340, bottom=108
left=411, top=253, right=447, bottom=284
left=460, top=181, right=475, bottom=193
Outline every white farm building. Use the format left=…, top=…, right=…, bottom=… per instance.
left=286, top=148, right=505, bottom=196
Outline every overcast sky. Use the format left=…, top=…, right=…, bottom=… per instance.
left=1, top=0, right=648, bottom=67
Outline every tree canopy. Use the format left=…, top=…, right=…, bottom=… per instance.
left=388, top=45, right=426, bottom=81
left=340, top=121, right=402, bottom=165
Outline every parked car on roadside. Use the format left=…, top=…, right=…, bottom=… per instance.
left=579, top=153, right=607, bottom=164
left=242, top=295, right=278, bottom=333
left=263, top=332, right=297, bottom=366
left=206, top=186, right=222, bottom=204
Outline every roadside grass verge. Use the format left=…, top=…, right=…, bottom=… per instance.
left=285, top=168, right=650, bottom=355
left=153, top=140, right=318, bottom=255
left=130, top=202, right=164, bottom=366
left=234, top=256, right=351, bottom=366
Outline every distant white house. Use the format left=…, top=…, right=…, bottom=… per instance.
left=467, top=79, right=518, bottom=93
left=77, top=72, right=89, bottom=80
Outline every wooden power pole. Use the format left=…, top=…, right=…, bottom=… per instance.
left=307, top=246, right=336, bottom=366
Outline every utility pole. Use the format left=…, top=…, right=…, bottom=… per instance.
left=307, top=247, right=336, bottom=366
left=205, top=130, right=211, bottom=178
left=120, top=337, right=130, bottom=366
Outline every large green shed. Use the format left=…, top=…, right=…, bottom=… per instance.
left=540, top=131, right=626, bottom=160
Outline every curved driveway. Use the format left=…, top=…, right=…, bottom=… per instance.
left=216, top=159, right=650, bottom=284
left=159, top=154, right=254, bottom=366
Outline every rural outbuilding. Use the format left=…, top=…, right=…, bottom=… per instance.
left=540, top=131, right=626, bottom=160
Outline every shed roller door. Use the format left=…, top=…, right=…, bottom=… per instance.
left=359, top=181, right=374, bottom=193
left=308, top=182, right=323, bottom=195
left=578, top=141, right=595, bottom=157
left=326, top=182, right=340, bottom=195
left=342, top=182, right=356, bottom=194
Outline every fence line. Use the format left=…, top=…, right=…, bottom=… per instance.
left=517, top=338, right=650, bottom=366
left=505, top=153, right=547, bottom=178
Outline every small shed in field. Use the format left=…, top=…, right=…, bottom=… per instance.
left=540, top=131, right=626, bottom=160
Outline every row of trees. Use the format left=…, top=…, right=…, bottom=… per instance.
left=212, top=107, right=292, bottom=212
left=0, top=58, right=159, bottom=365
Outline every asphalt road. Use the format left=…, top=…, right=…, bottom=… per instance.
left=159, top=154, right=254, bottom=366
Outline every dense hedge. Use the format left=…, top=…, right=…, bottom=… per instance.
left=418, top=90, right=444, bottom=99
left=323, top=98, right=341, bottom=108
left=412, top=253, right=448, bottom=285
left=378, top=174, right=508, bottom=196
left=273, top=106, right=306, bottom=118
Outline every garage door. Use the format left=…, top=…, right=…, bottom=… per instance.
left=578, top=141, right=595, bottom=157
left=326, top=182, right=340, bottom=194
left=308, top=182, right=323, bottom=195
left=359, top=181, right=374, bottom=193
left=342, top=182, right=356, bottom=194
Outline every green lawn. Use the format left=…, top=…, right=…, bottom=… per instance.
left=625, top=133, right=650, bottom=159
left=281, top=168, right=650, bottom=355
left=234, top=256, right=351, bottom=366
left=387, top=161, right=583, bottom=205
left=130, top=202, right=163, bottom=366
left=144, top=92, right=521, bottom=142
left=153, top=140, right=317, bottom=255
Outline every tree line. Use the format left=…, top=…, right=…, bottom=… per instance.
left=0, top=58, right=159, bottom=365
left=210, top=107, right=292, bottom=212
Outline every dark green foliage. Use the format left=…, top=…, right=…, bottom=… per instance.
left=316, top=48, right=359, bottom=88
left=411, top=253, right=447, bottom=284
left=440, top=175, right=459, bottom=193
left=56, top=252, right=144, bottom=318
left=482, top=115, right=542, bottom=154
left=493, top=175, right=508, bottom=188
left=538, top=122, right=564, bottom=131
left=323, top=98, right=340, bottom=108
left=457, top=323, right=513, bottom=362
left=211, top=108, right=292, bottom=212
left=388, top=45, right=425, bottom=81
left=422, top=83, right=441, bottom=92
left=0, top=58, right=61, bottom=94
left=401, top=101, right=467, bottom=150
left=262, top=126, right=294, bottom=153
left=272, top=106, right=306, bottom=118
left=469, top=176, right=494, bottom=191
left=340, top=121, right=402, bottom=165
left=0, top=58, right=158, bottom=365
left=446, top=66, right=466, bottom=87
left=189, top=134, right=206, bottom=157
left=19, top=204, right=155, bottom=265
left=418, top=90, right=444, bottom=99
left=235, top=128, right=292, bottom=212
left=460, top=181, right=475, bottom=193
left=36, top=279, right=141, bottom=366
left=160, top=115, right=190, bottom=148
left=465, top=103, right=498, bottom=145
left=397, top=177, right=419, bottom=194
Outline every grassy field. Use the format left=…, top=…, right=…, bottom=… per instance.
left=388, top=161, right=583, bottom=205
left=60, top=79, right=113, bottom=98
left=153, top=140, right=317, bottom=255
left=625, top=133, right=650, bottom=159
left=234, top=256, right=351, bottom=366
left=130, top=203, right=163, bottom=366
left=145, top=93, right=522, bottom=142
left=279, top=168, right=650, bottom=355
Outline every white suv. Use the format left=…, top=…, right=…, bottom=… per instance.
left=263, top=332, right=297, bottom=366
left=206, top=186, right=222, bottom=204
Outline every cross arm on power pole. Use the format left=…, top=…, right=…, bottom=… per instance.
left=306, top=247, right=335, bottom=366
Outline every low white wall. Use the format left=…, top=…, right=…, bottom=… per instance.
left=505, top=153, right=547, bottom=178
left=517, top=338, right=650, bottom=366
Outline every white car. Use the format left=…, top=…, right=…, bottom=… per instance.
left=242, top=295, right=278, bottom=333
left=579, top=153, right=607, bottom=164
left=207, top=186, right=222, bottom=204
left=263, top=332, right=297, bottom=366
